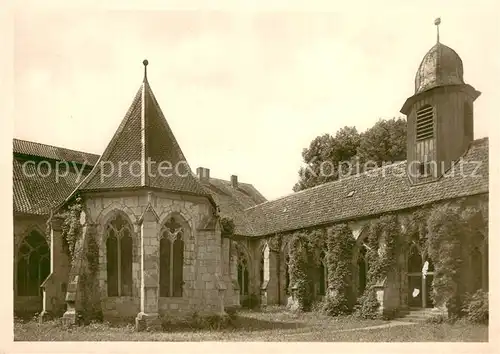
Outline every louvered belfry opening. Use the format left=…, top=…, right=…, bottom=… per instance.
left=416, top=105, right=434, bottom=141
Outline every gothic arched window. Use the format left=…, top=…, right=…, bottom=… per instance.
left=160, top=216, right=185, bottom=297
left=106, top=214, right=133, bottom=297
left=17, top=230, right=50, bottom=296
left=237, top=251, right=249, bottom=295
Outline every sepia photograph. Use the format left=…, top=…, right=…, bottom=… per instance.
left=6, top=1, right=497, bottom=348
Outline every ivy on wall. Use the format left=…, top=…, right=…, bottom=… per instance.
left=425, top=201, right=489, bottom=319
left=288, top=231, right=314, bottom=311
left=54, top=194, right=103, bottom=323
left=355, top=214, right=399, bottom=319
left=81, top=230, right=102, bottom=323
left=267, top=233, right=282, bottom=253
left=401, top=208, right=430, bottom=252
left=58, top=195, right=83, bottom=264
left=276, top=196, right=487, bottom=320
left=220, top=217, right=235, bottom=236
left=323, top=224, right=355, bottom=316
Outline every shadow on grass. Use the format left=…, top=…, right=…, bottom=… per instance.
left=231, top=315, right=306, bottom=331
left=160, top=314, right=306, bottom=333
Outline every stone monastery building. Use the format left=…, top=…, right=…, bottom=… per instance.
left=13, top=28, right=488, bottom=329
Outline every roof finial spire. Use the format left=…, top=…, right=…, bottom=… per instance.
left=434, top=17, right=441, bottom=43
left=142, top=59, right=149, bottom=82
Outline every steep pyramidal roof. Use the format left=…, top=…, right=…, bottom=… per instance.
left=78, top=61, right=208, bottom=197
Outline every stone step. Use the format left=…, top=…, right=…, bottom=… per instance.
left=397, top=308, right=444, bottom=323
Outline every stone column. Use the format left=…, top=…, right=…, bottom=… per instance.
left=265, top=246, right=280, bottom=305
left=135, top=207, right=161, bottom=331
left=229, top=241, right=240, bottom=307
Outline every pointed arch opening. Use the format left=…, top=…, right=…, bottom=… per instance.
left=160, top=215, right=187, bottom=298
left=353, top=227, right=370, bottom=299
left=237, top=250, right=249, bottom=296
left=105, top=213, right=133, bottom=297
left=407, top=243, right=434, bottom=308
left=17, top=230, right=50, bottom=296
left=357, top=244, right=369, bottom=296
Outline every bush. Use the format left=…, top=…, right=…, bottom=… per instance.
left=322, top=294, right=350, bottom=316
left=462, top=289, right=488, bottom=324
left=425, top=314, right=450, bottom=324
left=353, top=290, right=380, bottom=319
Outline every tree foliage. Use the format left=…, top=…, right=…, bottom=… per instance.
left=357, top=117, right=407, bottom=166
left=293, top=127, right=361, bottom=191
left=294, top=118, right=407, bottom=192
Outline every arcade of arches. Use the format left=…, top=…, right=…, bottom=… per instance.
left=15, top=196, right=488, bottom=317
left=230, top=203, right=488, bottom=315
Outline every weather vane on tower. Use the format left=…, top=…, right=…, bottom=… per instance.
left=434, top=17, right=441, bottom=43
left=143, top=59, right=149, bottom=82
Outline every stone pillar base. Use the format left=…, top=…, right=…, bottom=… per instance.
left=62, top=310, right=77, bottom=327
left=135, top=312, right=162, bottom=332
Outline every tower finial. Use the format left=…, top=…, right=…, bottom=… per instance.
left=434, top=17, right=441, bottom=43
left=143, top=59, right=149, bottom=82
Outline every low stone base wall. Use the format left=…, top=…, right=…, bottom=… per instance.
left=159, top=296, right=222, bottom=316
left=101, top=297, right=140, bottom=323
left=14, top=296, right=42, bottom=317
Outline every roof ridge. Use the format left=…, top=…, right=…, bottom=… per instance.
left=245, top=160, right=407, bottom=211
left=76, top=86, right=143, bottom=191
left=13, top=138, right=100, bottom=159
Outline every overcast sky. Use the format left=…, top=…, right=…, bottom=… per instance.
left=13, top=5, right=498, bottom=200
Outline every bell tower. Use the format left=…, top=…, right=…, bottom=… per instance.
left=400, top=18, right=481, bottom=183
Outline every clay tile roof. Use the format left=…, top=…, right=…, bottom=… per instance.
left=13, top=138, right=99, bottom=166
left=201, top=177, right=267, bottom=235
left=240, top=137, right=488, bottom=237
left=77, top=80, right=209, bottom=198
left=13, top=142, right=95, bottom=215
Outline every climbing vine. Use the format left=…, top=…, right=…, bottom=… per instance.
left=220, top=216, right=235, bottom=236
left=288, top=231, right=314, bottom=311
left=79, top=231, right=102, bottom=324
left=58, top=195, right=83, bottom=263
left=401, top=208, right=430, bottom=251
left=355, top=214, right=400, bottom=319
left=427, top=203, right=468, bottom=319
left=267, top=233, right=282, bottom=253
left=323, top=224, right=355, bottom=316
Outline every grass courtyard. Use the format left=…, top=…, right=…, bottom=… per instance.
left=14, top=307, right=488, bottom=342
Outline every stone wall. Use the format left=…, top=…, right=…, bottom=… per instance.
left=13, top=214, right=70, bottom=316
left=79, top=189, right=226, bottom=322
